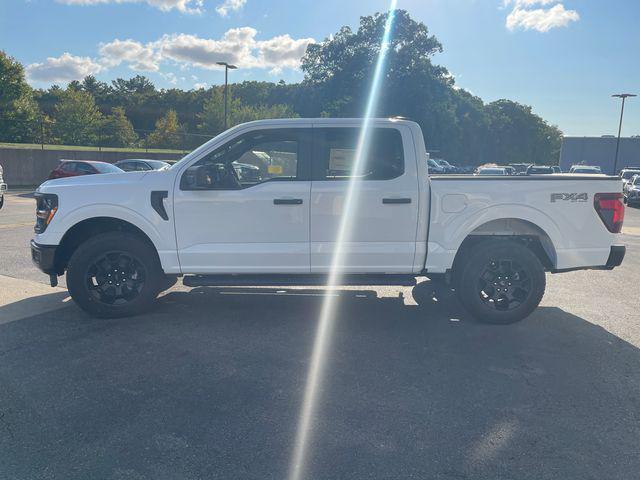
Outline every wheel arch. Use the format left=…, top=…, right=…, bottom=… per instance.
left=53, top=216, right=161, bottom=274
left=450, top=217, right=558, bottom=283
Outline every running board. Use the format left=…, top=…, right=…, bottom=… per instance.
left=183, top=274, right=417, bottom=288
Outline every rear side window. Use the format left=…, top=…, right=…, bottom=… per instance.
left=313, top=128, right=404, bottom=181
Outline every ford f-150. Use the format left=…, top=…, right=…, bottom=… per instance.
left=31, top=118, right=626, bottom=323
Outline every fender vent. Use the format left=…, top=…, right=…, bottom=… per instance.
left=151, top=191, right=169, bottom=221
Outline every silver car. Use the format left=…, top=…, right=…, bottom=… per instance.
left=625, top=174, right=640, bottom=207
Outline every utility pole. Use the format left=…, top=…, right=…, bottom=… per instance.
left=612, top=93, right=636, bottom=174
left=216, top=62, right=238, bottom=130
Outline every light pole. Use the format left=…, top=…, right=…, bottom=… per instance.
left=217, top=61, right=237, bottom=130
left=612, top=93, right=636, bottom=174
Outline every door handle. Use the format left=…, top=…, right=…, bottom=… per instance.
left=274, top=198, right=303, bottom=205
left=382, top=198, right=412, bottom=204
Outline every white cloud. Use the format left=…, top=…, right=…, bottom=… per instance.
left=503, top=1, right=579, bottom=32
left=26, top=28, right=314, bottom=85
left=56, top=0, right=204, bottom=14
left=193, top=82, right=208, bottom=89
left=26, top=53, right=103, bottom=83
left=215, top=0, right=246, bottom=17
left=257, top=34, right=314, bottom=71
left=158, top=28, right=258, bottom=69
left=158, top=29, right=314, bottom=70
left=99, top=39, right=159, bottom=71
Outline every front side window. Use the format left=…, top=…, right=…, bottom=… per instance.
left=313, top=128, right=404, bottom=181
left=182, top=129, right=302, bottom=190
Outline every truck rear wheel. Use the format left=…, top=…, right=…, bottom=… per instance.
left=67, top=232, right=162, bottom=318
left=456, top=239, right=545, bottom=324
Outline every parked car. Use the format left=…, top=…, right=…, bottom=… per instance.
left=526, top=165, right=554, bottom=175
left=552, top=166, right=562, bottom=173
left=31, top=118, right=625, bottom=324
left=0, top=164, right=6, bottom=210
left=620, top=168, right=640, bottom=192
left=434, top=159, right=457, bottom=173
left=114, top=159, right=171, bottom=172
left=509, top=163, right=532, bottom=175
left=500, top=166, right=516, bottom=175
left=427, top=158, right=445, bottom=174
left=48, top=160, right=123, bottom=180
left=475, top=167, right=508, bottom=175
left=624, top=174, right=640, bottom=207
left=569, top=165, right=602, bottom=174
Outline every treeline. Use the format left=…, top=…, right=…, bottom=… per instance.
left=0, top=10, right=562, bottom=164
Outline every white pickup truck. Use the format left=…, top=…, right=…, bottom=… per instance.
left=31, top=118, right=626, bottom=323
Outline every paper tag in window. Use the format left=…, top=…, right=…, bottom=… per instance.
left=268, top=165, right=283, bottom=175
left=329, top=148, right=356, bottom=171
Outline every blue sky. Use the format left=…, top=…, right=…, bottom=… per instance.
left=1, top=0, right=639, bottom=136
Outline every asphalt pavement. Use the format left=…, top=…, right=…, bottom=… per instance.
left=1, top=190, right=639, bottom=480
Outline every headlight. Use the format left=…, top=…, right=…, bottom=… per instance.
left=34, top=193, right=58, bottom=233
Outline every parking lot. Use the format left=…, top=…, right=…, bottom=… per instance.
left=1, top=190, right=639, bottom=480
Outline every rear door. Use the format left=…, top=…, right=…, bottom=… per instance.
left=309, top=125, right=420, bottom=273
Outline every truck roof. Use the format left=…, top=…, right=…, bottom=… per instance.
left=230, top=117, right=420, bottom=128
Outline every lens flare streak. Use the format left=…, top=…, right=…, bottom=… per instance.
left=288, top=3, right=398, bottom=480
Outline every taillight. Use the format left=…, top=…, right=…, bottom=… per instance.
left=594, top=193, right=624, bottom=233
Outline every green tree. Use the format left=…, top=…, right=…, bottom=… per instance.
left=485, top=100, right=562, bottom=165
left=299, top=10, right=562, bottom=166
left=146, top=109, right=183, bottom=149
left=197, top=87, right=241, bottom=135
left=52, top=87, right=103, bottom=145
left=101, top=106, right=138, bottom=147
left=0, top=50, right=40, bottom=142
left=198, top=87, right=296, bottom=137
left=232, top=103, right=297, bottom=125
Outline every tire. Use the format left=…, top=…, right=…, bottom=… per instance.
left=456, top=239, right=546, bottom=324
left=0, top=195, right=4, bottom=210
left=66, top=232, right=162, bottom=318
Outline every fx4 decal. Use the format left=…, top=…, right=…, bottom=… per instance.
left=551, top=193, right=589, bottom=203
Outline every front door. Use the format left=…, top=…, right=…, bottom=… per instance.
left=310, top=125, right=419, bottom=273
left=173, top=127, right=312, bottom=274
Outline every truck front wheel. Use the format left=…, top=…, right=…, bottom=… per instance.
left=67, top=232, right=162, bottom=318
left=456, top=239, right=546, bottom=324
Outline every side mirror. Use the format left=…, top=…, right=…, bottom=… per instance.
left=181, top=163, right=234, bottom=190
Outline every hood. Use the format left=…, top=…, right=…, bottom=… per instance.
left=38, top=171, right=149, bottom=191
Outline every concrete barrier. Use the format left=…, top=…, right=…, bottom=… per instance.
left=0, top=148, right=185, bottom=186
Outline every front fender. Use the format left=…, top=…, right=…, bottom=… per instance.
left=40, top=204, right=165, bottom=248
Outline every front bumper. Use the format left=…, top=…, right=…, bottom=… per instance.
left=30, top=240, right=58, bottom=275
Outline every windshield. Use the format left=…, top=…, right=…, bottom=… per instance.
left=145, top=160, right=171, bottom=169
left=479, top=168, right=505, bottom=175
left=528, top=166, right=553, bottom=174
left=622, top=170, right=640, bottom=179
left=94, top=163, right=124, bottom=173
